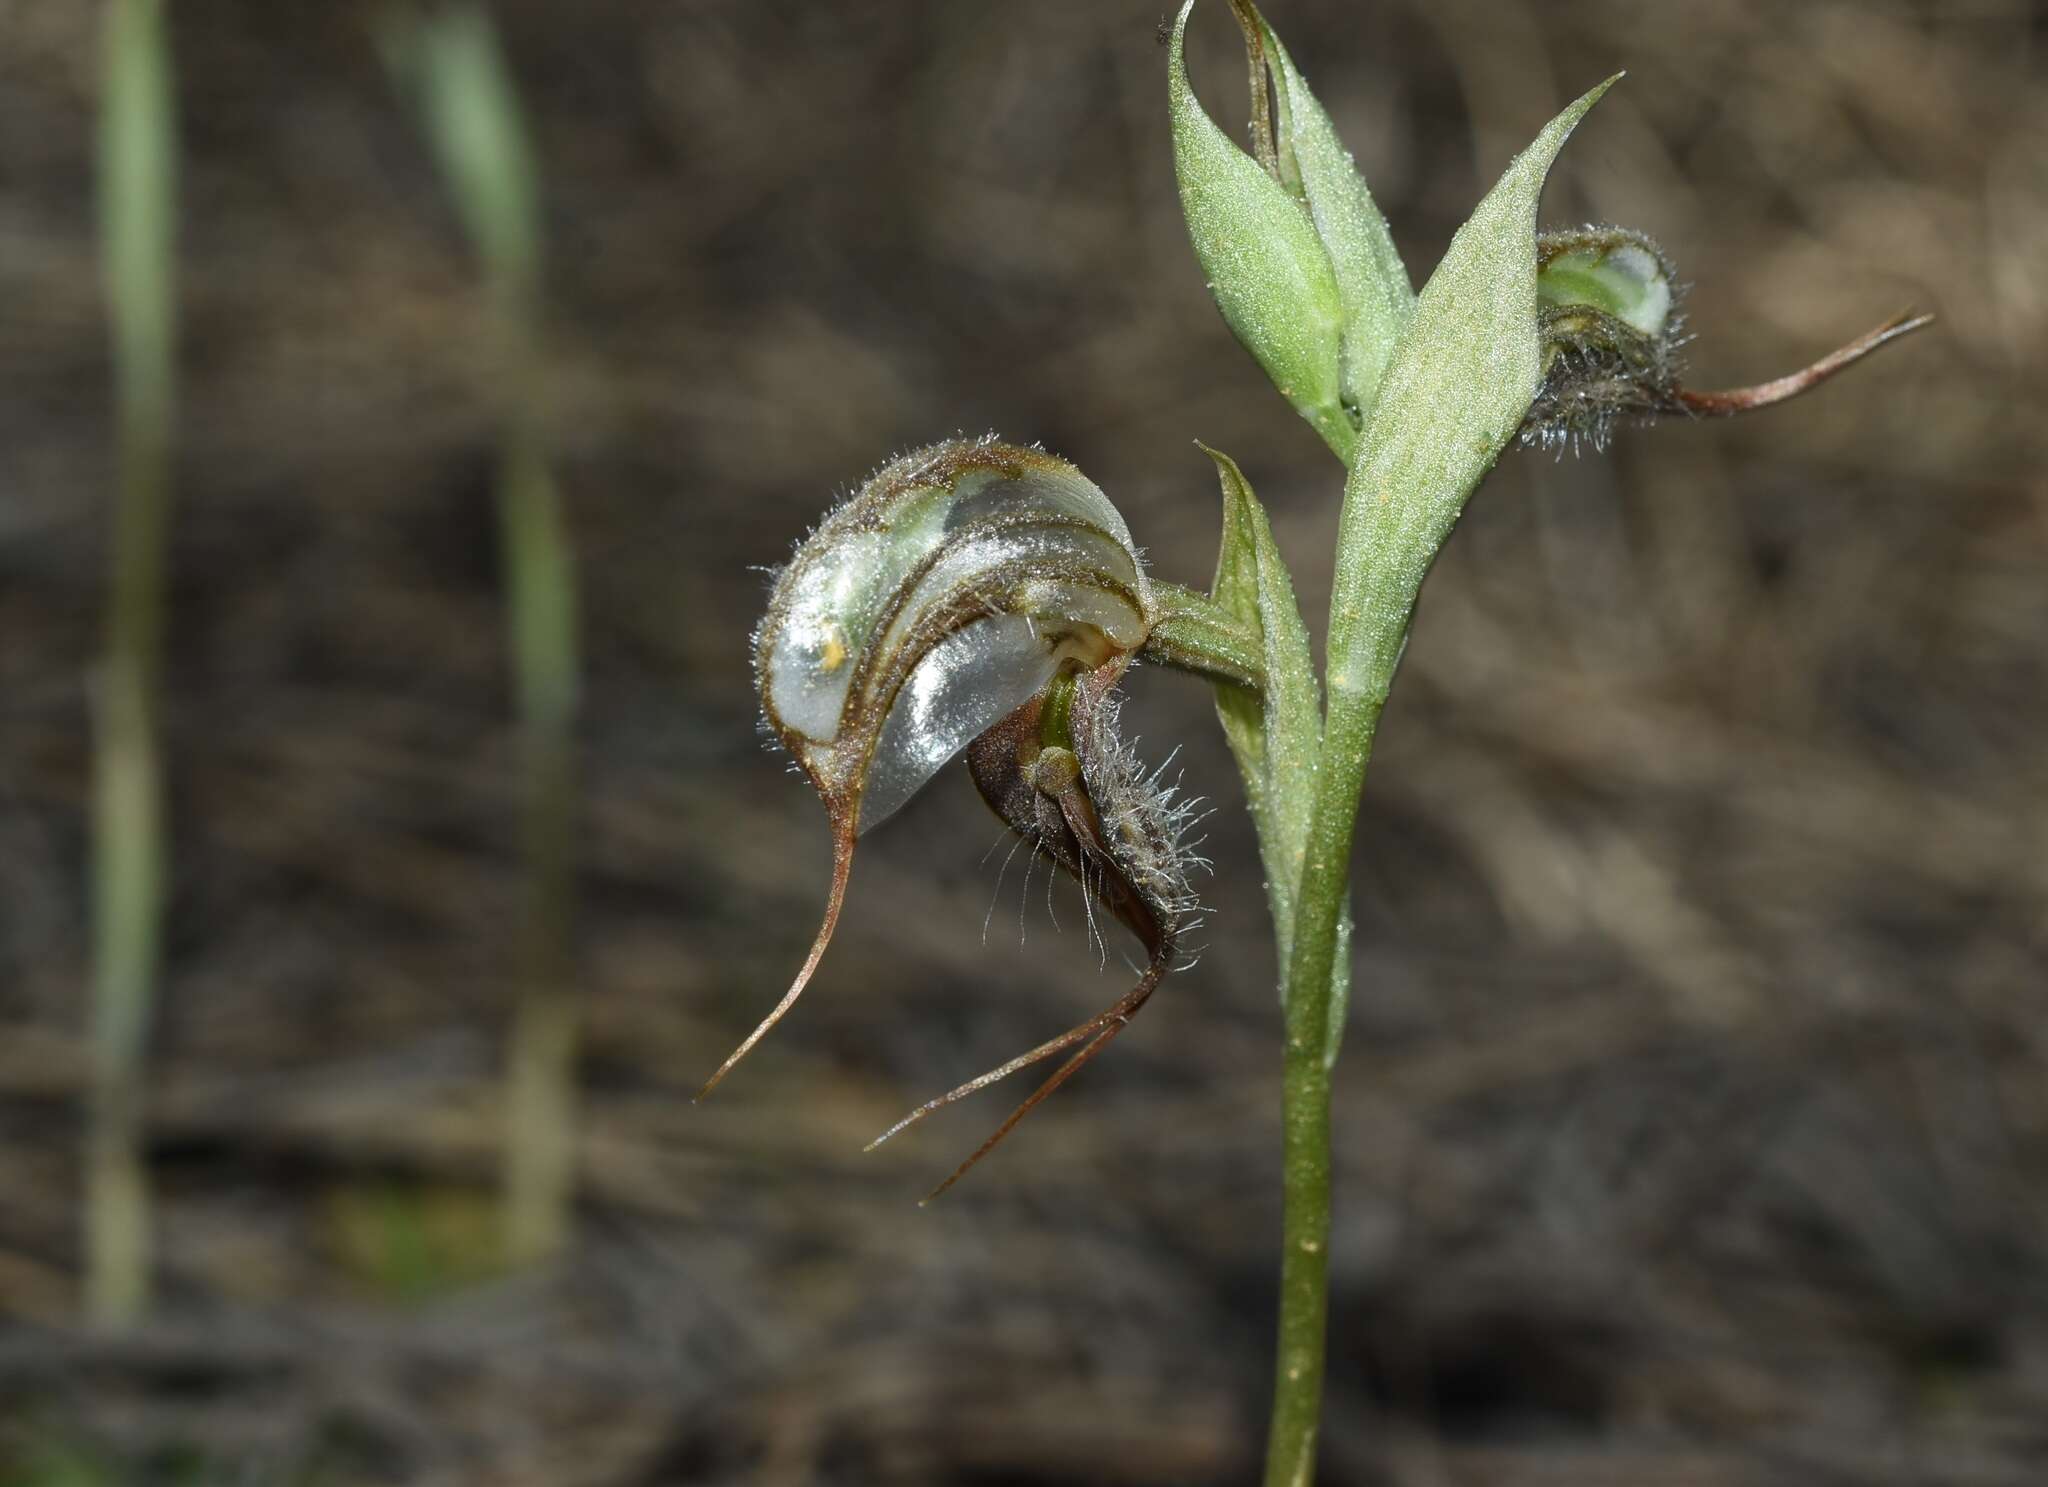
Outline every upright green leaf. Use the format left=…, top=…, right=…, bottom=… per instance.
left=1324, top=76, right=1620, bottom=704
left=384, top=6, right=541, bottom=303
left=387, top=5, right=582, bottom=1264
left=1170, top=2, right=1353, bottom=463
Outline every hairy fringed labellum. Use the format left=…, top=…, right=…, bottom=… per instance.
left=704, top=438, right=1207, bottom=1199
left=1523, top=225, right=1932, bottom=452
left=890, top=663, right=1205, bottom=1200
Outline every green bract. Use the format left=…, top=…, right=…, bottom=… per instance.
left=1324, top=77, right=1621, bottom=711
left=1201, top=444, right=1355, bottom=1065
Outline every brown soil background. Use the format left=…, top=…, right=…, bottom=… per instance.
left=2, top=1, right=2045, bottom=1483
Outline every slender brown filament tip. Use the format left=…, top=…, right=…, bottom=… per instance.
left=1227, top=0, right=1280, bottom=180
left=871, top=930, right=1172, bottom=1202
left=864, top=1015, right=1111, bottom=1153
left=695, top=821, right=855, bottom=1102
left=1672, top=311, right=1934, bottom=417
left=916, top=1018, right=1130, bottom=1206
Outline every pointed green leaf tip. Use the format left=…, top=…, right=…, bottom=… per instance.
left=1171, top=1, right=1352, bottom=463
left=1238, top=1, right=1414, bottom=423
left=1326, top=75, right=1619, bottom=702
left=1204, top=441, right=1318, bottom=938
left=384, top=5, right=543, bottom=298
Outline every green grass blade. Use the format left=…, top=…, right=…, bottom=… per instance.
left=88, top=0, right=179, bottom=1330
left=389, top=5, right=582, bottom=1263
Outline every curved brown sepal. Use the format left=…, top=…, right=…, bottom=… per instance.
left=913, top=935, right=1172, bottom=1205
left=695, top=812, right=856, bottom=1101
left=1668, top=311, right=1933, bottom=417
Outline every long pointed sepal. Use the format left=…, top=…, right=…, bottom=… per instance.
left=1670, top=311, right=1933, bottom=417
left=695, top=820, right=854, bottom=1101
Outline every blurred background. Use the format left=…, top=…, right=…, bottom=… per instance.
left=2, top=0, right=2044, bottom=1482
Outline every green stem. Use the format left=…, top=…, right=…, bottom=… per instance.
left=1262, top=686, right=1389, bottom=1486
left=89, top=0, right=176, bottom=1330
left=1262, top=410, right=1479, bottom=1487
left=498, top=415, right=579, bottom=1263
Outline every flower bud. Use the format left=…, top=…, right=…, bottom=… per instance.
left=1523, top=225, right=1681, bottom=452
left=1170, top=1, right=1418, bottom=463
left=1538, top=225, right=1676, bottom=341
left=1170, top=1, right=1350, bottom=460
left=757, top=439, right=1154, bottom=835
left=1524, top=224, right=1932, bottom=452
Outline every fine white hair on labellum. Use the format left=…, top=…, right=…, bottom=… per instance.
left=859, top=659, right=1210, bottom=1201
left=700, top=441, right=1196, bottom=1200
